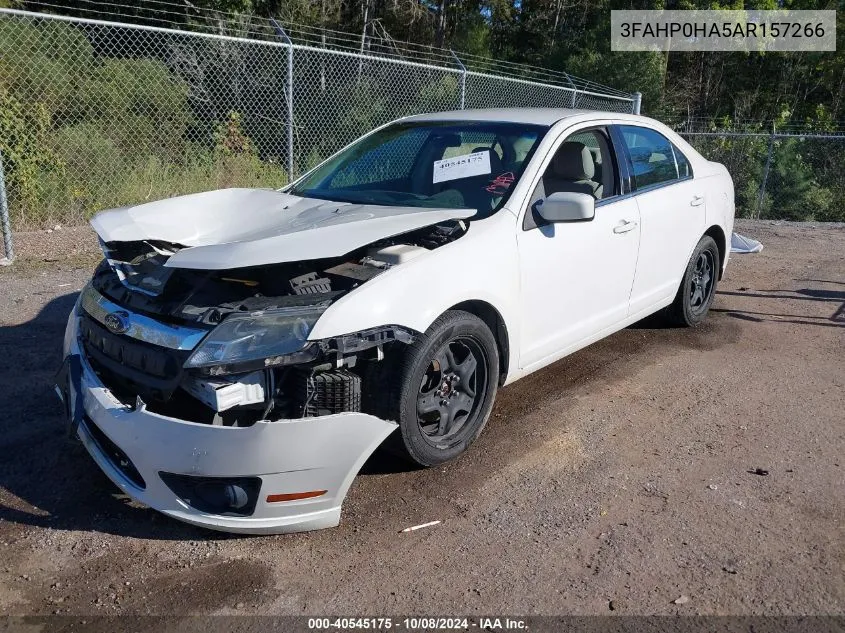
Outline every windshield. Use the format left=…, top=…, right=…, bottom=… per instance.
left=289, top=121, right=547, bottom=217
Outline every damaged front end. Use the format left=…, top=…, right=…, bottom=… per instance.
left=58, top=218, right=467, bottom=533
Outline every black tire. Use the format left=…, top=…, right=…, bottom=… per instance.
left=666, top=235, right=720, bottom=327
left=378, top=310, right=499, bottom=467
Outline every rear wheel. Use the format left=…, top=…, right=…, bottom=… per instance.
left=380, top=310, right=499, bottom=467
left=666, top=235, right=720, bottom=326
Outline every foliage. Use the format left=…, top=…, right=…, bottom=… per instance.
left=2, top=0, right=844, bottom=225
left=18, top=0, right=845, bottom=127
left=214, top=111, right=255, bottom=157
left=0, top=18, right=286, bottom=227
left=684, top=133, right=845, bottom=221
left=763, top=138, right=839, bottom=222
left=0, top=88, right=64, bottom=224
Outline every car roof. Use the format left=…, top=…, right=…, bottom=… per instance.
left=402, top=108, right=648, bottom=127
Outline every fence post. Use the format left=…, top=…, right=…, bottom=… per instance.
left=562, top=72, right=577, bottom=107
left=450, top=50, right=466, bottom=109
left=632, top=92, right=642, bottom=115
left=286, top=40, right=294, bottom=182
left=756, top=126, right=775, bottom=219
left=271, top=19, right=295, bottom=183
left=0, top=151, right=13, bottom=265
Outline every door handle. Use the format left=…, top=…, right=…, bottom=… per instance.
left=690, top=195, right=704, bottom=206
left=613, top=220, right=638, bottom=234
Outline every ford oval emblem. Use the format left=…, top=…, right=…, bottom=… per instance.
left=104, top=311, right=130, bottom=334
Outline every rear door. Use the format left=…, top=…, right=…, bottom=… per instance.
left=615, top=125, right=706, bottom=316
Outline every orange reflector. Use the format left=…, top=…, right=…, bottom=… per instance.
left=266, top=490, right=327, bottom=503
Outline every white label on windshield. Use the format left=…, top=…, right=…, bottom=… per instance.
left=432, top=151, right=491, bottom=184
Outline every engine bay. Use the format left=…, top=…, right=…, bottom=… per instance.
left=82, top=220, right=468, bottom=427
left=94, top=219, right=466, bottom=324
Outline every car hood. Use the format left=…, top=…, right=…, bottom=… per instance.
left=90, top=188, right=475, bottom=270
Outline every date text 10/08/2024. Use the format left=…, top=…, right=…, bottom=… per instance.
left=307, top=617, right=528, bottom=630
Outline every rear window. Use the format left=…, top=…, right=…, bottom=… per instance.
left=620, top=125, right=682, bottom=189
left=673, top=145, right=693, bottom=178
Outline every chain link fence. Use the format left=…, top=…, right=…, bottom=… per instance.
left=680, top=131, right=845, bottom=222
left=0, top=8, right=637, bottom=261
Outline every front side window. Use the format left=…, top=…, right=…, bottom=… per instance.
left=290, top=121, right=547, bottom=217
left=540, top=128, right=616, bottom=201
left=620, top=125, right=680, bottom=189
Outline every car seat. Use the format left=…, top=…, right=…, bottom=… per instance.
left=543, top=141, right=602, bottom=198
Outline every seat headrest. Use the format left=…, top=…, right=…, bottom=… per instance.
left=551, top=142, right=595, bottom=180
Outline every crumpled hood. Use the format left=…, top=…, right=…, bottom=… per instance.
left=90, top=188, right=474, bottom=270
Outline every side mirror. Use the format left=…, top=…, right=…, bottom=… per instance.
left=534, top=191, right=595, bottom=223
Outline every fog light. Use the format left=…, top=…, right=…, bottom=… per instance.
left=159, top=473, right=261, bottom=516
left=196, top=481, right=250, bottom=510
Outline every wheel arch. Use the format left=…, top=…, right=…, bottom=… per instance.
left=704, top=224, right=727, bottom=279
left=449, top=300, right=510, bottom=386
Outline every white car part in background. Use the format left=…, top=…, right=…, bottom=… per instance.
left=731, top=232, right=764, bottom=253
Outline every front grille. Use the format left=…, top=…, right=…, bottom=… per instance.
left=82, top=416, right=146, bottom=489
left=79, top=312, right=189, bottom=401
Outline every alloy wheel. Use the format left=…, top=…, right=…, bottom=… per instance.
left=689, top=250, right=715, bottom=313
left=416, top=337, right=488, bottom=442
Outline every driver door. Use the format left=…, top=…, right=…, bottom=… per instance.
left=517, top=127, right=640, bottom=370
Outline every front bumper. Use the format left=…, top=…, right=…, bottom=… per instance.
left=57, top=313, right=397, bottom=534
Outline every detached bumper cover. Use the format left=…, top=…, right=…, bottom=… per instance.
left=58, top=314, right=397, bottom=534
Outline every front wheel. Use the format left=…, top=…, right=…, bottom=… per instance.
left=666, top=235, right=720, bottom=326
left=380, top=310, right=499, bottom=467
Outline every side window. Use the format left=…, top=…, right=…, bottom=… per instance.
left=619, top=125, right=679, bottom=189
left=540, top=128, right=615, bottom=201
left=673, top=145, right=692, bottom=179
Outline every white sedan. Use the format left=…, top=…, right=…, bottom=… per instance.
left=57, top=108, right=735, bottom=533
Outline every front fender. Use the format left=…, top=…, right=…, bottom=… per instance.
left=308, top=211, right=521, bottom=368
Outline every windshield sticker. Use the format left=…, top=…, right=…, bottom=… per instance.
left=433, top=151, right=491, bottom=184
left=485, top=172, right=515, bottom=195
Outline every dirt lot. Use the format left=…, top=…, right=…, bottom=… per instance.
left=0, top=221, right=843, bottom=619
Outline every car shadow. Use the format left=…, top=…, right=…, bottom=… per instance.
left=713, top=309, right=845, bottom=329
left=625, top=312, right=682, bottom=329
left=714, top=285, right=845, bottom=328
left=0, top=292, right=239, bottom=541
left=360, top=448, right=422, bottom=475
left=717, top=288, right=845, bottom=303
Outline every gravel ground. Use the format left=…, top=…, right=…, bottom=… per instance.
left=0, top=221, right=843, bottom=618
